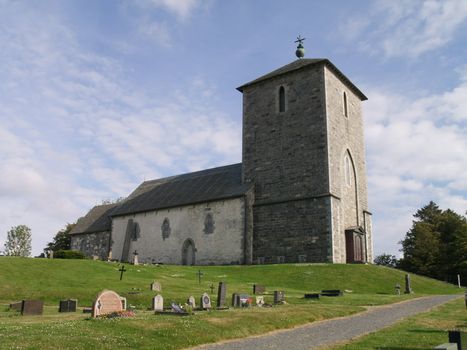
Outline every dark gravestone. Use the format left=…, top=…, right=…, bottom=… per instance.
left=253, top=284, right=265, bottom=295
left=238, top=294, right=250, bottom=307
left=9, top=302, right=22, bottom=311
left=59, top=299, right=77, bottom=313
left=217, top=282, right=227, bottom=308
left=231, top=293, right=240, bottom=307
left=273, top=291, right=285, bottom=304
left=304, top=293, right=320, bottom=299
left=21, top=300, right=43, bottom=316
left=449, top=330, right=467, bottom=350
left=404, top=274, right=413, bottom=294
left=321, top=290, right=343, bottom=297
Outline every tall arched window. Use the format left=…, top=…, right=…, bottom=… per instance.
left=343, top=91, right=348, bottom=118
left=344, top=154, right=352, bottom=187
left=279, top=86, right=286, bottom=113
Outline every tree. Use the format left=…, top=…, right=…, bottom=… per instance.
left=44, top=223, right=76, bottom=253
left=4, top=225, right=32, bottom=257
left=374, top=253, right=398, bottom=267
left=399, top=201, right=467, bottom=285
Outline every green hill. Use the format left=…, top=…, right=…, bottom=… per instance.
left=0, top=257, right=460, bottom=307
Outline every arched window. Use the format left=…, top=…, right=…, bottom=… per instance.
left=279, top=86, right=286, bottom=113
left=204, top=213, right=215, bottom=234
left=344, top=154, right=352, bottom=187
left=343, top=91, right=348, bottom=118
left=161, top=218, right=170, bottom=240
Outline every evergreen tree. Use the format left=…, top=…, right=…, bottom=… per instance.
left=4, top=225, right=32, bottom=257
left=44, top=223, right=76, bottom=253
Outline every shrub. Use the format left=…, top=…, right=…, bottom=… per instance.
left=54, top=250, right=86, bottom=259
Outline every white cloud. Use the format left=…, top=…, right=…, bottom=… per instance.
left=145, top=0, right=201, bottom=21
left=340, top=0, right=467, bottom=58
left=0, top=2, right=239, bottom=255
left=364, top=71, right=467, bottom=257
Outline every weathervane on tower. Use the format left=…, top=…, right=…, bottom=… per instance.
left=295, top=35, right=306, bottom=59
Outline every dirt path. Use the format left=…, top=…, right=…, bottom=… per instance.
left=189, top=295, right=461, bottom=350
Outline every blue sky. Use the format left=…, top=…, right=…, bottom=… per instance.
left=1, top=0, right=466, bottom=257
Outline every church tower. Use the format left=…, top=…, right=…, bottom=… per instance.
left=237, top=55, right=372, bottom=264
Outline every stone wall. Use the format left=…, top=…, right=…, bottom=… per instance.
left=110, top=197, right=246, bottom=265
left=324, top=66, right=372, bottom=262
left=70, top=231, right=110, bottom=260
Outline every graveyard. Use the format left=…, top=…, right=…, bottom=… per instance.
left=0, top=257, right=463, bottom=349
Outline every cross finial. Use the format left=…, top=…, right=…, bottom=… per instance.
left=295, top=35, right=306, bottom=45
left=295, top=35, right=306, bottom=59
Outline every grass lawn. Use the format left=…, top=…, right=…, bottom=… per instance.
left=0, top=257, right=462, bottom=349
left=325, top=298, right=467, bottom=350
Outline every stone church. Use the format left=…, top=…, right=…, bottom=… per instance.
left=70, top=55, right=373, bottom=265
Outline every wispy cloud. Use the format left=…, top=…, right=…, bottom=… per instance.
left=364, top=69, right=467, bottom=255
left=0, top=2, right=239, bottom=254
left=340, top=0, right=467, bottom=58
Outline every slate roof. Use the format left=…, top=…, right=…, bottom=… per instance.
left=69, top=203, right=118, bottom=235
left=111, top=163, right=251, bottom=217
left=237, top=58, right=368, bottom=101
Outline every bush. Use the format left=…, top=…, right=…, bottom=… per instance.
left=54, top=250, right=86, bottom=259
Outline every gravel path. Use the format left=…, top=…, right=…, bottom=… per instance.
left=190, top=295, right=460, bottom=350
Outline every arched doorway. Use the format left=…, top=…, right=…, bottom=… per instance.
left=182, top=239, right=196, bottom=265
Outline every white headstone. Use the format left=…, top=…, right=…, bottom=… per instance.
left=153, top=294, right=163, bottom=311
left=200, top=292, right=211, bottom=309
left=133, top=254, right=139, bottom=266
left=188, top=295, right=196, bottom=308
left=256, top=296, right=265, bottom=307
left=151, top=281, right=161, bottom=292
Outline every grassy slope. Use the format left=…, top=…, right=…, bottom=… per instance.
left=326, top=298, right=467, bottom=350
left=0, top=258, right=462, bottom=350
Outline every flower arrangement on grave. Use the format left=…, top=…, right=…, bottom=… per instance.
left=99, top=310, right=135, bottom=319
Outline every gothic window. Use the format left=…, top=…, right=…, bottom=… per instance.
left=161, top=218, right=171, bottom=240
left=131, top=222, right=140, bottom=241
left=204, top=213, right=215, bottom=234
left=344, top=154, right=352, bottom=187
left=278, top=86, right=286, bottom=112
left=343, top=91, right=348, bottom=118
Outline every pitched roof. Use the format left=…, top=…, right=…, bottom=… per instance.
left=69, top=203, right=118, bottom=235
left=111, top=163, right=251, bottom=217
left=237, top=58, right=367, bottom=101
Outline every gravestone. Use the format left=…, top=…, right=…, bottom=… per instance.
left=217, top=282, right=227, bottom=308
left=9, top=302, right=22, bottom=311
left=59, top=299, right=77, bottom=313
left=133, top=250, right=139, bottom=266
left=120, top=296, right=127, bottom=310
left=395, top=283, right=401, bottom=295
left=92, top=290, right=123, bottom=318
left=201, top=292, right=211, bottom=309
left=187, top=296, right=196, bottom=308
left=232, top=293, right=240, bottom=307
left=150, top=281, right=162, bottom=292
left=256, top=296, right=265, bottom=307
left=404, top=274, right=413, bottom=294
left=21, top=300, right=43, bottom=316
left=321, top=290, right=343, bottom=297
left=273, top=291, right=285, bottom=304
left=434, top=344, right=458, bottom=350
left=239, top=294, right=250, bottom=307
left=253, top=284, right=265, bottom=295
left=448, top=330, right=467, bottom=349
left=153, top=294, right=164, bottom=311
left=304, top=293, right=320, bottom=299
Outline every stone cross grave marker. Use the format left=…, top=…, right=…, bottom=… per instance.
left=133, top=250, right=139, bottom=265
left=274, top=291, right=285, bottom=304
left=59, top=299, right=77, bottom=313
left=119, top=265, right=127, bottom=280
left=253, top=284, right=265, bottom=295
left=92, top=290, right=123, bottom=318
left=150, top=281, right=161, bottom=292
left=187, top=296, right=196, bottom=308
left=404, top=274, right=413, bottom=294
left=21, top=300, right=43, bottom=316
left=256, top=296, right=265, bottom=307
left=217, top=282, right=227, bottom=308
left=153, top=294, right=164, bottom=311
left=201, top=292, right=211, bottom=309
